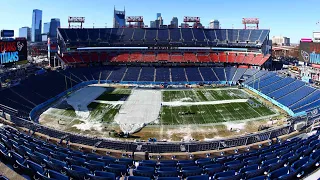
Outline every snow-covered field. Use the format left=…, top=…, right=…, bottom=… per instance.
left=67, top=86, right=106, bottom=119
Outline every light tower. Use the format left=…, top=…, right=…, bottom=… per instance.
left=242, top=18, right=259, bottom=29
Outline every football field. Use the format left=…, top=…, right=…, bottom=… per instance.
left=160, top=89, right=275, bottom=125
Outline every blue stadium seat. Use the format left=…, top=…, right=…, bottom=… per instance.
left=186, top=175, right=209, bottom=180
left=63, top=165, right=90, bottom=180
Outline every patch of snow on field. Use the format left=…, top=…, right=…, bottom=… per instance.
left=223, top=122, right=245, bottom=130
left=73, top=120, right=103, bottom=131
left=180, top=97, right=193, bottom=102
left=67, top=87, right=106, bottom=119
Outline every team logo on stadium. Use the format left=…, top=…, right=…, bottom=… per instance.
left=301, top=50, right=309, bottom=62
left=17, top=41, right=24, bottom=51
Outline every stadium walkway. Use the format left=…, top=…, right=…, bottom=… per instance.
left=0, top=162, right=26, bottom=180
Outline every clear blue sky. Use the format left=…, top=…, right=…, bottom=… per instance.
left=0, top=0, right=319, bottom=43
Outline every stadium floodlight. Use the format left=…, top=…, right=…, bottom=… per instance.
left=68, top=17, right=85, bottom=28
left=242, top=18, right=259, bottom=29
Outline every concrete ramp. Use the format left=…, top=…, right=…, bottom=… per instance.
left=114, top=89, right=162, bottom=134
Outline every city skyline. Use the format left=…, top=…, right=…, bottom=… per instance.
left=1, top=0, right=320, bottom=43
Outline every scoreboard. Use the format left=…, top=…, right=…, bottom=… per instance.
left=0, top=39, right=27, bottom=65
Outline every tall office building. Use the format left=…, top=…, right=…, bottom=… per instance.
left=31, top=9, right=42, bottom=42
left=43, top=22, right=50, bottom=34
left=113, top=7, right=125, bottom=28
left=155, top=17, right=163, bottom=28
left=209, top=20, right=220, bottom=29
left=19, top=27, right=31, bottom=41
left=150, top=21, right=156, bottom=28
left=156, top=13, right=161, bottom=19
left=170, top=17, right=178, bottom=28
left=49, top=18, right=60, bottom=39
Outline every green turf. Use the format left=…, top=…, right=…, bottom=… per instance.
left=160, top=101, right=275, bottom=125
left=161, top=89, right=274, bottom=125
left=88, top=102, right=121, bottom=123
left=96, top=88, right=131, bottom=101
left=162, top=89, right=248, bottom=102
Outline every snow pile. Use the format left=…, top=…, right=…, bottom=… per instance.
left=67, top=87, right=106, bottom=119
left=224, top=122, right=245, bottom=130
left=73, top=121, right=103, bottom=131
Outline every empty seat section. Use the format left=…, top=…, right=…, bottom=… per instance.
left=139, top=67, right=155, bottom=82
left=130, top=53, right=143, bottom=62
left=219, top=52, right=227, bottom=63
left=260, top=77, right=294, bottom=94
left=99, top=53, right=108, bottom=62
left=156, top=67, right=170, bottom=82
left=181, top=29, right=193, bottom=43
left=170, top=53, right=184, bottom=62
left=227, top=53, right=236, bottom=63
left=268, top=80, right=305, bottom=99
left=145, top=29, right=157, bottom=42
left=209, top=53, right=219, bottom=63
left=81, top=53, right=91, bottom=63
left=184, top=53, right=198, bottom=62
left=225, top=67, right=237, bottom=81
left=192, top=29, right=206, bottom=44
left=257, top=54, right=270, bottom=65
left=90, top=52, right=99, bottom=62
left=232, top=68, right=246, bottom=82
left=116, top=53, right=130, bottom=62
left=245, top=70, right=268, bottom=84
left=122, top=29, right=134, bottom=43
left=108, top=67, right=127, bottom=81
left=185, top=67, right=203, bottom=81
left=133, top=29, right=145, bottom=42
left=158, top=29, right=169, bottom=44
left=277, top=86, right=316, bottom=106
left=199, top=67, right=218, bottom=81
left=251, top=54, right=264, bottom=65
left=171, top=67, right=187, bottom=82
left=87, top=29, right=99, bottom=41
left=156, top=53, right=170, bottom=61
left=290, top=90, right=320, bottom=110
left=107, top=53, right=118, bottom=62
left=62, top=54, right=76, bottom=63
left=143, top=53, right=156, bottom=62
left=238, top=30, right=250, bottom=42
left=249, top=75, right=282, bottom=89
left=72, top=53, right=83, bottom=63
left=123, top=67, right=141, bottom=81
left=243, top=54, right=254, bottom=64
left=169, top=29, right=182, bottom=42
left=235, top=53, right=245, bottom=64
left=197, top=53, right=211, bottom=63
left=212, top=67, right=226, bottom=81
left=293, top=99, right=320, bottom=113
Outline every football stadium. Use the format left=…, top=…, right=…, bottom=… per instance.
left=0, top=7, right=320, bottom=180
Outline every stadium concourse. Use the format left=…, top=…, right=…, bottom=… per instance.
left=0, top=26, right=320, bottom=180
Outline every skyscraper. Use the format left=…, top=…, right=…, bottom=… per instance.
left=113, top=7, right=125, bottom=28
left=156, top=13, right=161, bottom=20
left=19, top=27, right=31, bottom=41
left=49, top=18, right=61, bottom=39
left=150, top=21, right=156, bottom=28
left=209, top=20, right=220, bottom=29
left=170, top=17, right=178, bottom=28
left=31, top=9, right=42, bottom=42
left=43, top=22, right=50, bottom=34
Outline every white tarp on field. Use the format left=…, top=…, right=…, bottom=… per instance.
left=114, top=89, right=162, bottom=134
left=67, top=87, right=106, bottom=119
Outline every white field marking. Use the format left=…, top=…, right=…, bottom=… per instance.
left=162, top=99, right=248, bottom=107
left=66, top=86, right=106, bottom=119
left=92, top=100, right=125, bottom=105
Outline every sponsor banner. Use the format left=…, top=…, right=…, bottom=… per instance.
left=68, top=17, right=85, bottom=23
